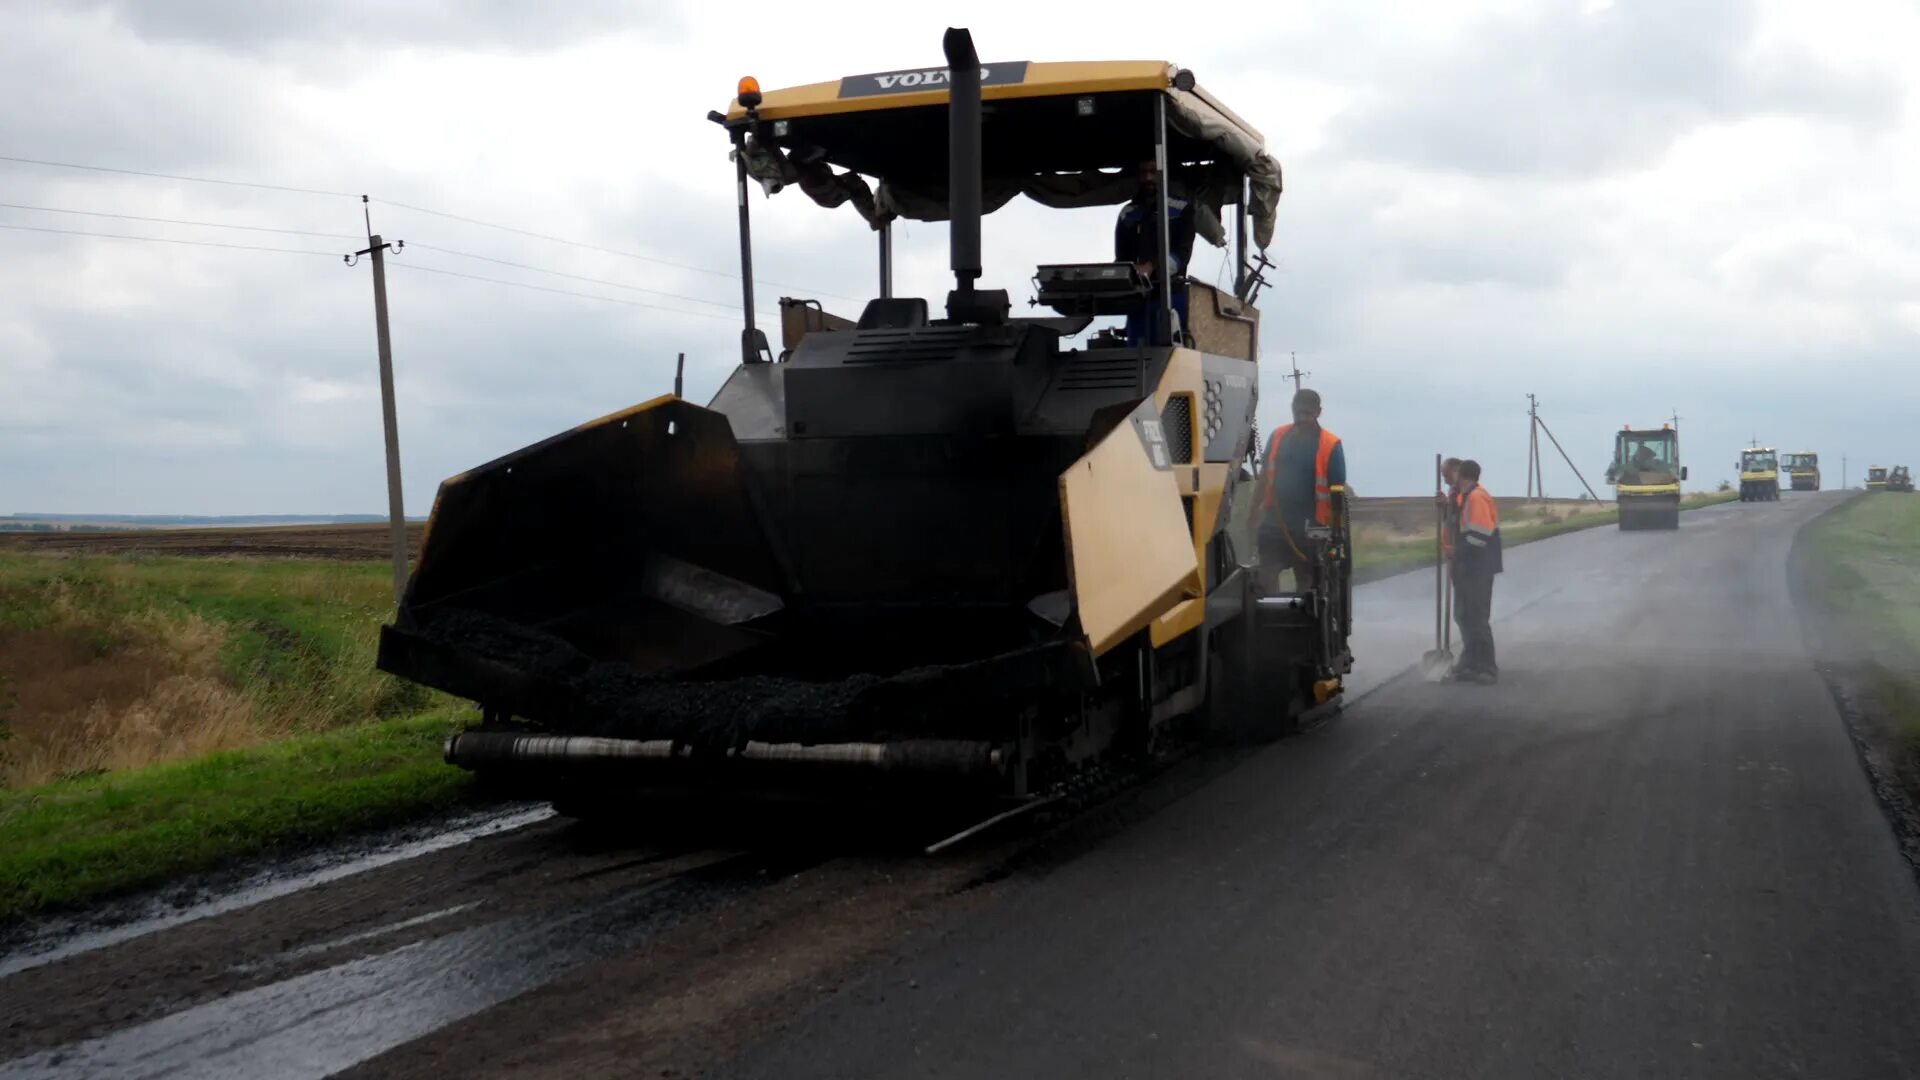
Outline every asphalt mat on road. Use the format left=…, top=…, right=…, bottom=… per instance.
left=3, top=491, right=1917, bottom=1079
left=711, top=492, right=1920, bottom=1079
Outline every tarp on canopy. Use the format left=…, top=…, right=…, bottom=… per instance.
left=735, top=80, right=1283, bottom=251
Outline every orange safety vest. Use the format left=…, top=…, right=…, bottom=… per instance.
left=1259, top=424, right=1341, bottom=525
left=1460, top=483, right=1498, bottom=533
left=1453, top=482, right=1503, bottom=573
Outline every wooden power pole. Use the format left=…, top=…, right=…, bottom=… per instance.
left=1526, top=393, right=1546, bottom=500
left=348, top=197, right=409, bottom=609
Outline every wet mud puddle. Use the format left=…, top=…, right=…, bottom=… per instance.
left=0, top=807, right=556, bottom=980
left=0, top=848, right=759, bottom=1079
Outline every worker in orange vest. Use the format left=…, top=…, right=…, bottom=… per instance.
left=1256, top=389, right=1346, bottom=593
left=1448, top=458, right=1502, bottom=684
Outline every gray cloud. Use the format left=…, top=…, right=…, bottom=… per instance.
left=0, top=9, right=285, bottom=174
left=3, top=0, right=1919, bottom=514
left=69, top=0, right=679, bottom=53
left=1332, top=0, right=1903, bottom=177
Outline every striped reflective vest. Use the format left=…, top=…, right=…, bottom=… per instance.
left=1259, top=424, right=1341, bottom=526
left=1453, top=482, right=1503, bottom=574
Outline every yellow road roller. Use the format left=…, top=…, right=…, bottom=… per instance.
left=1738, top=447, right=1779, bottom=502
left=1606, top=425, right=1686, bottom=529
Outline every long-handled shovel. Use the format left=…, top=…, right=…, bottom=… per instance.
left=1420, top=453, right=1456, bottom=681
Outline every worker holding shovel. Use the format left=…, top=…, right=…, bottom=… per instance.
left=1438, top=457, right=1463, bottom=531
left=1448, top=459, right=1503, bottom=684
left=1421, top=457, right=1461, bottom=681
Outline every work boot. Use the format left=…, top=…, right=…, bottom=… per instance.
left=1463, top=668, right=1498, bottom=686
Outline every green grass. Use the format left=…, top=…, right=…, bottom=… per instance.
left=1805, top=493, right=1920, bottom=781
left=0, top=707, right=473, bottom=921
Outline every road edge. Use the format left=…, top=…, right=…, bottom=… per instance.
left=1785, top=493, right=1920, bottom=891
left=1352, top=491, right=1738, bottom=586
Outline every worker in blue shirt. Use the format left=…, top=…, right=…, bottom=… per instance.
left=1256, top=389, right=1347, bottom=592
left=1114, top=159, right=1195, bottom=347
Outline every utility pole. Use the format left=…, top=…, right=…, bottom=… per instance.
left=347, top=196, right=408, bottom=610
left=1669, top=409, right=1686, bottom=490
left=1526, top=394, right=1535, bottom=500
left=1530, top=403, right=1604, bottom=503
left=1287, top=352, right=1311, bottom=393
left=1526, top=393, right=1546, bottom=500
left=1843, top=455, right=1848, bottom=489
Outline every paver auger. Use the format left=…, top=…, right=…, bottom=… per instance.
left=376, top=29, right=1353, bottom=816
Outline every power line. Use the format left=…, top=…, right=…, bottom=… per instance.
left=377, top=197, right=678, bottom=261
left=5, top=200, right=804, bottom=313
left=407, top=242, right=743, bottom=311
left=5, top=151, right=862, bottom=304
left=0, top=221, right=338, bottom=256
left=0, top=201, right=358, bottom=240
left=375, top=198, right=861, bottom=301
left=0, top=219, right=779, bottom=324
left=0, top=154, right=357, bottom=199
left=392, top=262, right=775, bottom=324
left=4, top=201, right=759, bottom=311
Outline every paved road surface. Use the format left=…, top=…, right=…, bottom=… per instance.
left=719, top=491, right=1920, bottom=1078
left=3, top=490, right=1917, bottom=1079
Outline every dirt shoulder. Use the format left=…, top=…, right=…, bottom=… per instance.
left=0, top=522, right=423, bottom=561
left=1790, top=491, right=1920, bottom=883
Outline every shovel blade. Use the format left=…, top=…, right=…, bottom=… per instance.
left=1419, top=649, right=1455, bottom=682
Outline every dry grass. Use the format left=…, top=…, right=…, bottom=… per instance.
left=0, top=553, right=438, bottom=789
left=0, top=552, right=470, bottom=919
left=0, top=610, right=254, bottom=788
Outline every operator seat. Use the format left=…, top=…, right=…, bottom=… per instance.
left=857, top=298, right=930, bottom=330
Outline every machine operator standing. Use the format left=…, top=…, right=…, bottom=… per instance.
left=1114, top=159, right=1196, bottom=347
left=1257, top=389, right=1346, bottom=593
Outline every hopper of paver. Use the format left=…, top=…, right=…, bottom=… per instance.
left=375, top=378, right=1112, bottom=802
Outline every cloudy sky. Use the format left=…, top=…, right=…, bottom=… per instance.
left=2, top=0, right=1916, bottom=515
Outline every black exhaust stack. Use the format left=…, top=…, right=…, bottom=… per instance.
left=943, top=28, right=1007, bottom=325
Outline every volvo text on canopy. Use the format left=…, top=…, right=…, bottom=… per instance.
left=375, top=29, right=1351, bottom=822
